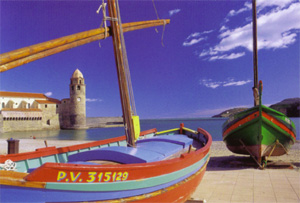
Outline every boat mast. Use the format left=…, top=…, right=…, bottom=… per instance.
left=107, top=0, right=135, bottom=147
left=252, top=0, right=259, bottom=106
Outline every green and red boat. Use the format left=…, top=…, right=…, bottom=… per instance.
left=222, top=0, right=296, bottom=167
left=223, top=82, right=296, bottom=166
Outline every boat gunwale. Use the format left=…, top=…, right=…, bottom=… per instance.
left=23, top=127, right=212, bottom=182
left=222, top=106, right=296, bottom=141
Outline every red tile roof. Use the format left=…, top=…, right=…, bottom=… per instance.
left=1, top=108, right=42, bottom=112
left=0, top=91, right=47, bottom=99
left=35, top=100, right=60, bottom=104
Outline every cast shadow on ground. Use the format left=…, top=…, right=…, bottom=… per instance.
left=206, top=155, right=299, bottom=171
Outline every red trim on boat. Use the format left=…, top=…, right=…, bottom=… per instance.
left=25, top=130, right=212, bottom=182
left=0, top=136, right=126, bottom=162
left=261, top=112, right=296, bottom=140
left=222, top=111, right=296, bottom=140
left=139, top=128, right=157, bottom=137
left=223, top=111, right=259, bottom=138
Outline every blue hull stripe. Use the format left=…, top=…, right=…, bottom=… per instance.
left=45, top=154, right=209, bottom=191
left=1, top=154, right=209, bottom=202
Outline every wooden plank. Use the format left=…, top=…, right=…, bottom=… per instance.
left=0, top=19, right=169, bottom=72
left=107, top=0, right=135, bottom=147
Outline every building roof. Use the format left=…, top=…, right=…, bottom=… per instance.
left=0, top=91, right=47, bottom=99
left=72, top=69, right=84, bottom=79
left=1, top=108, right=42, bottom=112
left=35, top=100, right=60, bottom=104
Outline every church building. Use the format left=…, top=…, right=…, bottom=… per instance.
left=0, top=69, right=86, bottom=133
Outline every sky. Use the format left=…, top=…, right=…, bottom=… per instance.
left=0, top=0, right=299, bottom=118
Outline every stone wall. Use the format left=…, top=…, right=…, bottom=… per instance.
left=40, top=103, right=60, bottom=130
left=86, top=117, right=123, bottom=128
left=2, top=118, right=43, bottom=132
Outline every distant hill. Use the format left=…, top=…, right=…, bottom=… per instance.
left=212, top=108, right=248, bottom=118
left=269, top=98, right=300, bottom=117
left=213, top=98, right=300, bottom=118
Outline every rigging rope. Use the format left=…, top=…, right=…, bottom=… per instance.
left=152, top=0, right=166, bottom=47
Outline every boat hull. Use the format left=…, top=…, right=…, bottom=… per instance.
left=223, top=105, right=296, bottom=161
left=0, top=126, right=212, bottom=203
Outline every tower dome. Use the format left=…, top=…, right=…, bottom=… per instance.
left=72, top=69, right=84, bottom=79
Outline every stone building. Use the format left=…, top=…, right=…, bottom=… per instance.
left=0, top=69, right=87, bottom=133
left=60, top=69, right=87, bottom=129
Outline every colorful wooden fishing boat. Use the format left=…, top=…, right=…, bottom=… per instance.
left=223, top=82, right=296, bottom=166
left=0, top=0, right=212, bottom=202
left=222, top=0, right=296, bottom=167
left=0, top=125, right=212, bottom=202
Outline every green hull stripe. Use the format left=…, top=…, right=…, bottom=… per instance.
left=224, top=115, right=294, bottom=147
left=45, top=154, right=209, bottom=191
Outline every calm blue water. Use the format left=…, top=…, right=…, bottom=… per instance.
left=1, top=118, right=299, bottom=141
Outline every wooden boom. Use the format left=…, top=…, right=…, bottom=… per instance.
left=0, top=19, right=169, bottom=73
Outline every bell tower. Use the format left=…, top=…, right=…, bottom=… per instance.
left=69, top=69, right=86, bottom=129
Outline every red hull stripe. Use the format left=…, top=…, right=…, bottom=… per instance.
left=262, top=112, right=296, bottom=140
left=223, top=111, right=296, bottom=140
left=223, top=111, right=259, bottom=138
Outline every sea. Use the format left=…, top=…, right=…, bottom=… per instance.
left=1, top=118, right=299, bottom=141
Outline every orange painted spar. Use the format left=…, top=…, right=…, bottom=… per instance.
left=0, top=136, right=126, bottom=163
left=223, top=111, right=259, bottom=138
left=261, top=112, right=296, bottom=139
left=25, top=128, right=212, bottom=183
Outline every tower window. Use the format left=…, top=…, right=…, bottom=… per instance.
left=72, top=86, right=74, bottom=91
left=45, top=104, right=48, bottom=108
left=79, top=80, right=81, bottom=84
left=2, top=102, right=4, bottom=108
left=77, top=85, right=80, bottom=90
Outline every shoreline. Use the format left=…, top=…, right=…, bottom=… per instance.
left=1, top=139, right=299, bottom=167
left=1, top=140, right=299, bottom=202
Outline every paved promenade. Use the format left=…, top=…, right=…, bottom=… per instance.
left=190, top=141, right=300, bottom=203
left=0, top=139, right=299, bottom=202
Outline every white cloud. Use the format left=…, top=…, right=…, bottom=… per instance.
left=223, top=79, right=252, bottom=87
left=44, top=92, right=52, bottom=97
left=199, top=1, right=300, bottom=61
left=228, top=6, right=248, bottom=17
left=86, top=98, right=102, bottom=102
left=209, top=52, right=245, bottom=61
left=200, top=78, right=252, bottom=89
left=183, top=37, right=205, bottom=47
left=199, top=79, right=222, bottom=89
left=187, top=32, right=201, bottom=39
left=169, top=9, right=180, bottom=17
left=183, top=30, right=213, bottom=47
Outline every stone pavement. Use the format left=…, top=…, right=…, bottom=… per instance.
left=191, top=168, right=300, bottom=203
left=190, top=141, right=300, bottom=203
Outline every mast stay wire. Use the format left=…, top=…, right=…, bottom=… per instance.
left=152, top=0, right=166, bottom=47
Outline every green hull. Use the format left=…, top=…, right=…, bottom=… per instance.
left=222, top=105, right=296, bottom=163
